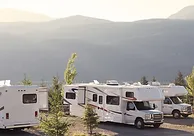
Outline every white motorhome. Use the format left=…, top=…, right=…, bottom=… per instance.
left=64, top=81, right=164, bottom=129
left=0, top=80, right=39, bottom=130
left=150, top=82, right=193, bottom=119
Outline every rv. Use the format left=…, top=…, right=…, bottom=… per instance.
left=0, top=80, right=39, bottom=130
left=64, top=81, right=164, bottom=129
left=150, top=82, right=193, bottom=119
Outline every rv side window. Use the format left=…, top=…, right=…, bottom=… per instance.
left=23, top=94, right=37, bottom=104
left=127, top=102, right=135, bottom=110
left=93, top=94, right=97, bottom=102
left=164, top=97, right=172, bottom=104
left=126, top=92, right=134, bottom=97
left=99, top=96, right=103, bottom=104
left=106, top=96, right=120, bottom=105
left=66, top=92, right=76, bottom=99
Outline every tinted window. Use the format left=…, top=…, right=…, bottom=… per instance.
left=99, top=96, right=103, bottom=104
left=23, top=94, right=37, bottom=104
left=66, top=92, right=76, bottom=99
left=170, top=96, right=183, bottom=104
left=106, top=96, right=120, bottom=105
left=93, top=94, right=97, bottom=102
left=126, top=92, right=134, bottom=97
left=164, top=97, right=172, bottom=104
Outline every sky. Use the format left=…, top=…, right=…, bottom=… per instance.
left=0, top=0, right=194, bottom=21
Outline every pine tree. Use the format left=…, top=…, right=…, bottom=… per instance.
left=140, top=76, right=148, bottom=85
left=21, top=73, right=32, bottom=85
left=82, top=105, right=99, bottom=135
left=40, top=76, right=70, bottom=136
left=64, top=53, right=77, bottom=85
left=174, top=71, right=186, bottom=86
left=186, top=67, right=194, bottom=96
left=40, top=79, right=47, bottom=87
left=152, top=76, right=157, bottom=82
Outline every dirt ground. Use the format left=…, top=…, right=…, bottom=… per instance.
left=1, top=115, right=194, bottom=136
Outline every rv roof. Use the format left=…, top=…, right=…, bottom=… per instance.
left=0, top=85, right=38, bottom=89
left=64, top=83, right=158, bottom=89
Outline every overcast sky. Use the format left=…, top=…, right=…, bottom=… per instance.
left=0, top=0, right=194, bottom=21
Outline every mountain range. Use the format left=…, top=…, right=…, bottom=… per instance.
left=0, top=8, right=52, bottom=22
left=0, top=7, right=194, bottom=84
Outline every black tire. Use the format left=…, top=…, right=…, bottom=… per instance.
left=182, top=114, right=189, bottom=118
left=135, top=118, right=144, bottom=129
left=172, top=110, right=181, bottom=119
left=153, top=124, right=161, bottom=128
left=13, top=128, right=22, bottom=131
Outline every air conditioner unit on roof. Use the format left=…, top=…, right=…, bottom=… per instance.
left=106, top=80, right=119, bottom=86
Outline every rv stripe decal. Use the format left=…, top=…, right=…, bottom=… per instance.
left=87, top=89, right=96, bottom=94
left=124, top=113, right=133, bottom=116
left=0, top=106, right=4, bottom=111
left=63, top=99, right=72, bottom=105
left=88, top=104, right=109, bottom=112
left=109, top=110, right=122, bottom=114
left=78, top=104, right=85, bottom=108
left=93, top=87, right=108, bottom=95
left=122, top=96, right=137, bottom=101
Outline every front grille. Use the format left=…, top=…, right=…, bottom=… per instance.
left=187, top=106, right=192, bottom=113
left=153, top=114, right=162, bottom=121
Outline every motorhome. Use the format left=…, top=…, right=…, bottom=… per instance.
left=0, top=80, right=39, bottom=130
left=64, top=81, right=164, bottom=129
left=150, top=82, right=193, bottom=119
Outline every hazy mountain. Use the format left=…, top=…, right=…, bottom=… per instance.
left=169, top=6, right=194, bottom=20
left=0, top=16, right=194, bottom=84
left=0, top=8, right=52, bottom=22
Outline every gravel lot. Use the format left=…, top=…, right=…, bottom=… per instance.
left=1, top=116, right=194, bottom=136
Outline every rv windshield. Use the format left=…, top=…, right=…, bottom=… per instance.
left=134, top=101, right=153, bottom=110
left=170, top=96, right=183, bottom=104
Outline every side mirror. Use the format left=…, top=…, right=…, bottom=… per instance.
left=153, top=104, right=158, bottom=109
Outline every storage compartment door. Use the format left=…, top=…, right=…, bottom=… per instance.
left=77, top=87, right=86, bottom=104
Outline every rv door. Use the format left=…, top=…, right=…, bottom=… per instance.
left=77, top=86, right=86, bottom=105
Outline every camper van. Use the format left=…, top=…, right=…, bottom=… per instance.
left=0, top=80, right=39, bottom=130
left=150, top=82, right=193, bottom=119
left=64, top=81, right=164, bottom=129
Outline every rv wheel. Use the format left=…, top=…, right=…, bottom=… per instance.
left=13, top=128, right=22, bottom=131
left=135, top=118, right=144, bottom=129
left=172, top=110, right=180, bottom=119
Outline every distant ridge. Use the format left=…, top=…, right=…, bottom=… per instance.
left=0, top=8, right=52, bottom=22
left=49, top=15, right=112, bottom=25
left=169, top=5, right=194, bottom=20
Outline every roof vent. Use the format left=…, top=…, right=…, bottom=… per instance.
left=149, top=81, right=161, bottom=86
left=106, top=80, right=119, bottom=86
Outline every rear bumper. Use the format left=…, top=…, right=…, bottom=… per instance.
left=2, top=122, right=39, bottom=129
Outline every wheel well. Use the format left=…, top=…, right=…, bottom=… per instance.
left=135, top=117, right=143, bottom=123
left=172, top=109, right=180, bottom=114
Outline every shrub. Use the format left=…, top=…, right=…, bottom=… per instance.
left=82, top=105, right=99, bottom=135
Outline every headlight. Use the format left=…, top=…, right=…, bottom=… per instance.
left=145, top=114, right=152, bottom=120
left=181, top=106, right=187, bottom=111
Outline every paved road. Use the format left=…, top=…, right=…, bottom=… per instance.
left=99, top=123, right=194, bottom=136
left=1, top=117, right=194, bottom=136
left=0, top=129, right=42, bottom=136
